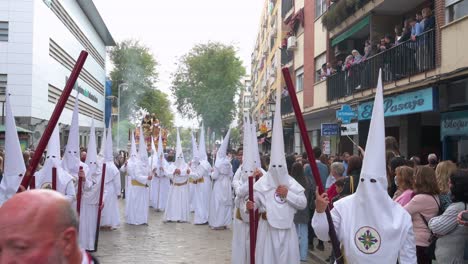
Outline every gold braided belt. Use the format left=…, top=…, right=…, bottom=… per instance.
left=235, top=209, right=267, bottom=221
left=194, top=177, right=205, bottom=184
left=131, top=180, right=148, bottom=187
left=173, top=180, right=188, bottom=186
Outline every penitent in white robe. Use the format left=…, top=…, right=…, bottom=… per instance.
left=253, top=176, right=306, bottom=264
left=126, top=159, right=150, bottom=225
left=231, top=167, right=252, bottom=264
left=164, top=169, right=190, bottom=222
left=78, top=170, right=101, bottom=251
left=192, top=161, right=212, bottom=224
left=100, top=162, right=121, bottom=229
left=208, top=161, right=232, bottom=228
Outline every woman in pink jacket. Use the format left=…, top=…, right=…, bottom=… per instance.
left=404, top=166, right=441, bottom=264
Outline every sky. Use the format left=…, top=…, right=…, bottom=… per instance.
left=93, top=0, right=264, bottom=128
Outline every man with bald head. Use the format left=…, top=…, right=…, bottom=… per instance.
left=0, top=189, right=99, bottom=263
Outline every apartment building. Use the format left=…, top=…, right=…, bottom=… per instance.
left=0, top=0, right=115, bottom=150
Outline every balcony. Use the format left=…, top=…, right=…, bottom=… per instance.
left=327, top=29, right=435, bottom=101
left=281, top=95, right=293, bottom=116
left=281, top=0, right=294, bottom=19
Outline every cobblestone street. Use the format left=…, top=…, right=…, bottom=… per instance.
left=94, top=200, right=321, bottom=263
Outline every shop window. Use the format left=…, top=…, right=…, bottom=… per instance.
left=446, top=0, right=468, bottom=23
left=295, top=67, right=304, bottom=92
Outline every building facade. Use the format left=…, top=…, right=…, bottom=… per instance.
left=0, top=0, right=114, bottom=150
left=251, top=0, right=468, bottom=167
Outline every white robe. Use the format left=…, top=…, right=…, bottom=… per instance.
left=126, top=158, right=150, bottom=225
left=78, top=169, right=101, bottom=251
left=311, top=195, right=417, bottom=264
left=231, top=167, right=252, bottom=264
left=100, top=162, right=121, bottom=228
left=193, top=162, right=212, bottom=224
left=149, top=159, right=170, bottom=211
left=253, top=176, right=307, bottom=264
left=163, top=168, right=190, bottom=222
left=208, top=161, right=232, bottom=228
left=35, top=161, right=76, bottom=203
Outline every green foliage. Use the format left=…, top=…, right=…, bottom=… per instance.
left=171, top=42, right=246, bottom=134
left=321, top=0, right=370, bottom=30
left=166, top=127, right=193, bottom=154
left=138, top=89, right=174, bottom=129
left=229, top=127, right=241, bottom=149
left=109, top=40, right=159, bottom=118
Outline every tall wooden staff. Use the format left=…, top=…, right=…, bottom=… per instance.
left=93, top=162, right=107, bottom=251
left=282, top=68, right=344, bottom=264
left=76, top=166, right=84, bottom=215
left=17, top=51, right=88, bottom=192
left=248, top=176, right=255, bottom=264
left=52, top=167, right=57, bottom=190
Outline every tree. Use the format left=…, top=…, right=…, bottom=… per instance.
left=229, top=127, right=241, bottom=150
left=109, top=40, right=159, bottom=119
left=166, top=127, right=193, bottom=157
left=138, top=89, right=174, bottom=129
left=171, top=42, right=245, bottom=134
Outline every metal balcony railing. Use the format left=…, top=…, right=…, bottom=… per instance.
left=327, top=29, right=435, bottom=101
left=281, top=48, right=294, bottom=65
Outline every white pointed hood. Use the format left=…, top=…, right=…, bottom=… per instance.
left=62, top=94, right=81, bottom=175
left=198, top=123, right=208, bottom=161
left=85, top=119, right=100, bottom=175
left=329, top=70, right=413, bottom=262
left=0, top=90, right=26, bottom=203
left=138, top=125, right=148, bottom=165
left=151, top=136, right=157, bottom=156
left=156, top=130, right=168, bottom=170
left=46, top=124, right=61, bottom=166
left=250, top=119, right=262, bottom=170
left=129, top=130, right=137, bottom=159
left=241, top=114, right=255, bottom=180
left=98, top=127, right=106, bottom=159
left=215, top=128, right=231, bottom=167
left=104, top=119, right=114, bottom=163
left=174, top=128, right=186, bottom=169
left=266, top=89, right=289, bottom=187
left=191, top=132, right=200, bottom=164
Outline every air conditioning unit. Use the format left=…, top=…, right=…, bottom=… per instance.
left=287, top=36, right=297, bottom=50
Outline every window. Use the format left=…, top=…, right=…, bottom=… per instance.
left=295, top=67, right=304, bottom=92
left=0, top=22, right=8, bottom=42
left=315, top=53, right=326, bottom=82
left=315, top=0, right=327, bottom=18
left=446, top=0, right=468, bottom=23
left=0, top=74, right=6, bottom=100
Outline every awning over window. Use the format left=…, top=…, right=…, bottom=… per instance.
left=331, top=16, right=370, bottom=47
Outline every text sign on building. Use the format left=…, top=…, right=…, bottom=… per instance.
left=341, top=123, right=359, bottom=136
left=440, top=110, right=468, bottom=140
left=65, top=77, right=99, bottom=104
left=358, top=87, right=434, bottom=120
left=321, top=123, right=340, bottom=136
left=336, top=104, right=357, bottom=124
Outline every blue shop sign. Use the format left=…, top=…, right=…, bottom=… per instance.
left=321, top=123, right=340, bottom=136
left=336, top=104, right=358, bottom=124
left=441, top=110, right=468, bottom=140
left=358, top=87, right=434, bottom=120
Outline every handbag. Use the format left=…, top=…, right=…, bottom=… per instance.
left=419, top=195, right=442, bottom=260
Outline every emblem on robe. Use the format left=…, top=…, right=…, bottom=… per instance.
left=41, top=182, right=53, bottom=190
left=274, top=192, right=286, bottom=204
left=354, top=226, right=381, bottom=254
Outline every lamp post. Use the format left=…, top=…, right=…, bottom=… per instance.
left=117, top=83, right=128, bottom=151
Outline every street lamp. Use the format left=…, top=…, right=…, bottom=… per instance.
left=117, top=83, right=128, bottom=151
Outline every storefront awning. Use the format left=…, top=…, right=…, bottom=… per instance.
left=332, top=16, right=370, bottom=47
left=0, top=125, right=33, bottom=133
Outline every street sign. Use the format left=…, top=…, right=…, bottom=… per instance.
left=336, top=104, right=357, bottom=124
left=321, top=123, right=340, bottom=136
left=341, top=123, right=359, bottom=136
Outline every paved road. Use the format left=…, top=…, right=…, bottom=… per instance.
left=94, top=200, right=320, bottom=263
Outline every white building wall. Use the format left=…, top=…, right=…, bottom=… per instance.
left=0, top=0, right=34, bottom=117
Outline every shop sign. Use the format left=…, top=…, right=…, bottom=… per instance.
left=65, top=76, right=99, bottom=104
left=441, top=110, right=468, bottom=140
left=341, top=123, right=359, bottom=136
left=321, top=123, right=340, bottom=136
left=336, top=104, right=358, bottom=124
left=358, top=87, right=434, bottom=120
left=322, top=140, right=331, bottom=155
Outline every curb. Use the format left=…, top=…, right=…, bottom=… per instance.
left=308, top=249, right=328, bottom=264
